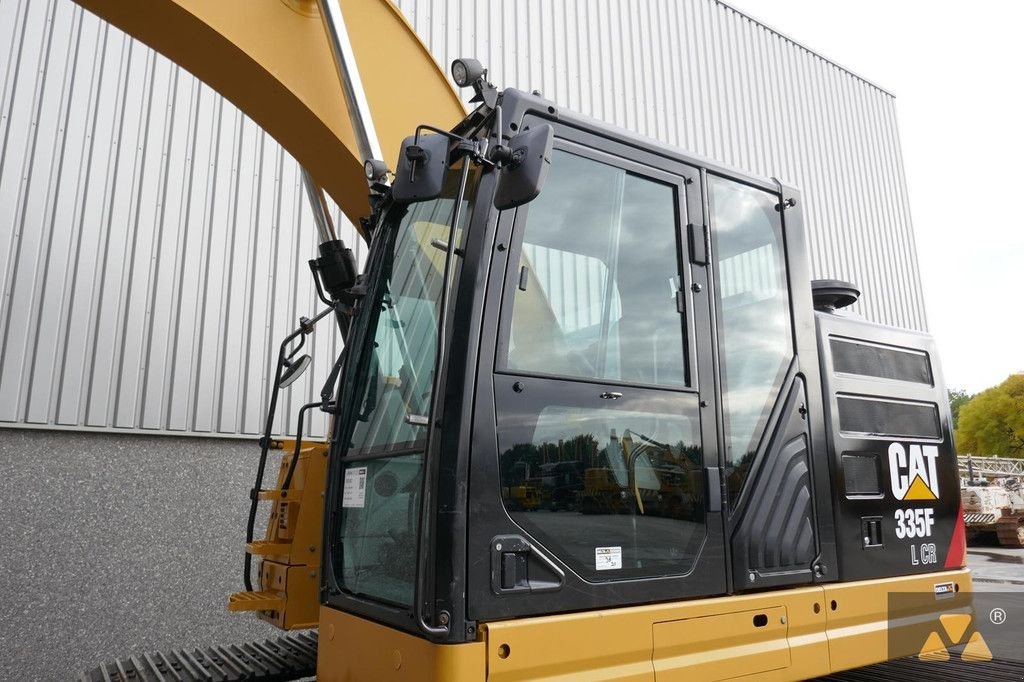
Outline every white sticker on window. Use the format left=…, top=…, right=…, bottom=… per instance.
left=342, top=467, right=368, bottom=508
left=595, top=546, right=622, bottom=571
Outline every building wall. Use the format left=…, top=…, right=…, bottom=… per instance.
left=0, top=0, right=927, bottom=437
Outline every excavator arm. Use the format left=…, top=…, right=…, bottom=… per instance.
left=65, top=3, right=470, bottom=679
left=70, top=0, right=466, bottom=233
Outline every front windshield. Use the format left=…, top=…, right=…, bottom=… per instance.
left=348, top=167, right=478, bottom=457
left=334, top=163, right=478, bottom=607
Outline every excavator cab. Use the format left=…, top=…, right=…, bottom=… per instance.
left=310, top=72, right=969, bottom=680
left=74, top=49, right=975, bottom=679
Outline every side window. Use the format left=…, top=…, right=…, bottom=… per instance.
left=708, top=176, right=794, bottom=501
left=502, top=149, right=688, bottom=388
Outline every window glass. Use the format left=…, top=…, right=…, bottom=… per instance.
left=503, top=150, right=687, bottom=387
left=335, top=165, right=477, bottom=607
left=708, top=177, right=793, bottom=501
left=338, top=455, right=423, bottom=605
left=498, top=388, right=705, bottom=580
left=349, top=173, right=477, bottom=458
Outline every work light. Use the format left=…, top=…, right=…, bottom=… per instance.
left=364, top=158, right=387, bottom=182
left=451, top=58, right=483, bottom=87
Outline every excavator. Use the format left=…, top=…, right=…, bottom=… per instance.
left=63, top=1, right=1015, bottom=680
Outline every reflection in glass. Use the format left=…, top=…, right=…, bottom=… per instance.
left=709, top=177, right=793, bottom=501
left=349, top=178, right=476, bottom=457
left=336, top=166, right=477, bottom=606
left=498, top=398, right=705, bottom=580
left=505, top=150, right=687, bottom=387
left=338, top=456, right=423, bottom=606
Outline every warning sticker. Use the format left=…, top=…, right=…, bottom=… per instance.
left=595, top=546, right=622, bottom=571
left=342, top=467, right=368, bottom=508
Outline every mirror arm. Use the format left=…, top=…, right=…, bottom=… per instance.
left=487, top=104, right=513, bottom=166
left=319, top=347, right=348, bottom=413
left=414, top=124, right=471, bottom=145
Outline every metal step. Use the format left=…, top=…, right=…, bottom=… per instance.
left=79, top=631, right=318, bottom=682
left=258, top=489, right=300, bottom=501
left=247, top=540, right=292, bottom=556
left=228, top=590, right=285, bottom=612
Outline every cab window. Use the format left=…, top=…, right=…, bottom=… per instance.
left=500, top=149, right=688, bottom=388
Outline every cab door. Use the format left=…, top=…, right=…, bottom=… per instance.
left=467, top=126, right=728, bottom=621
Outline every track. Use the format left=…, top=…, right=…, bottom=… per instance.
left=996, top=514, right=1024, bottom=548
left=78, top=631, right=317, bottom=682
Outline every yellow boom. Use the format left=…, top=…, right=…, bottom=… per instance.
left=70, top=0, right=466, bottom=230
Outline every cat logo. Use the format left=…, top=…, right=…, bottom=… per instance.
left=888, top=443, right=940, bottom=501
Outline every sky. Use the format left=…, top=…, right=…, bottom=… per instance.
left=724, top=0, right=1024, bottom=394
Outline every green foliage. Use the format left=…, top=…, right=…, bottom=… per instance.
left=955, top=374, right=1024, bottom=458
left=947, top=388, right=973, bottom=431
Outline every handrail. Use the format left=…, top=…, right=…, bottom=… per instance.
left=414, top=159, right=473, bottom=638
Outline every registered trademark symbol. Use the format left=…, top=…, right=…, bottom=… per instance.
left=989, top=608, right=1007, bottom=625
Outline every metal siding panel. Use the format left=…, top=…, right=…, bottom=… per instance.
left=1, top=0, right=928, bottom=437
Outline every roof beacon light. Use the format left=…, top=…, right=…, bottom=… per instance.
left=451, top=58, right=484, bottom=88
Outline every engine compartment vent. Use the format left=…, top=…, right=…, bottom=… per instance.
left=811, top=279, right=860, bottom=312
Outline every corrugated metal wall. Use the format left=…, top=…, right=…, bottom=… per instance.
left=0, top=0, right=927, bottom=437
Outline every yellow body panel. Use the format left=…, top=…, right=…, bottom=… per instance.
left=69, top=0, right=466, bottom=230
left=229, top=440, right=330, bottom=629
left=257, top=439, right=328, bottom=629
left=822, top=570, right=973, bottom=673
left=652, top=605, right=792, bottom=680
left=317, top=569, right=971, bottom=681
left=317, top=606, right=486, bottom=681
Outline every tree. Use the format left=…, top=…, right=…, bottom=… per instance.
left=955, top=374, right=1024, bottom=458
left=947, top=388, right=973, bottom=431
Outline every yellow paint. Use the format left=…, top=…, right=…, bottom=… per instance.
left=823, top=569, right=973, bottom=672
left=483, top=587, right=828, bottom=682
left=904, top=474, right=938, bottom=500
left=69, top=0, right=466, bottom=232
left=316, top=606, right=485, bottom=681
left=313, top=569, right=972, bottom=680
left=229, top=440, right=329, bottom=630
left=652, top=606, right=791, bottom=681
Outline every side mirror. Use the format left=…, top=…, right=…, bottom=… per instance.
left=494, top=124, right=554, bottom=211
left=279, top=354, right=312, bottom=388
left=392, top=133, right=449, bottom=202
